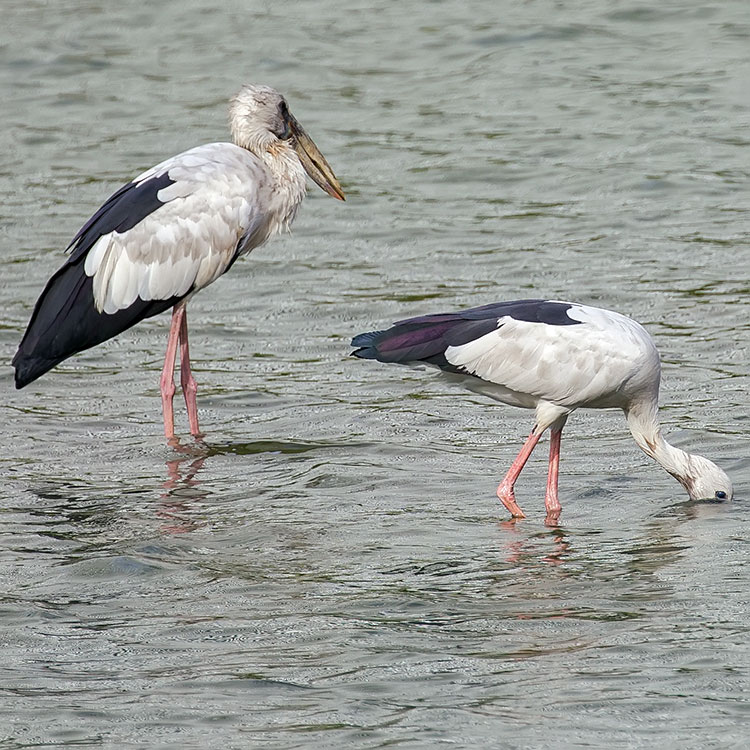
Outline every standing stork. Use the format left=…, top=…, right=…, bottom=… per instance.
left=13, top=84, right=345, bottom=439
left=352, top=299, right=732, bottom=521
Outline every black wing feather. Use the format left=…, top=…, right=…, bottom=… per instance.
left=13, top=172, right=186, bottom=388
left=351, top=299, right=581, bottom=375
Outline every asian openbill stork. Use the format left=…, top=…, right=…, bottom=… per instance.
left=352, top=299, right=732, bottom=522
left=13, top=84, right=344, bottom=439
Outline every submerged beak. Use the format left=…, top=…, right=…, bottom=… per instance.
left=289, top=114, right=345, bottom=201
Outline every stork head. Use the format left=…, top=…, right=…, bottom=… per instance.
left=680, top=454, right=733, bottom=502
left=229, top=84, right=345, bottom=201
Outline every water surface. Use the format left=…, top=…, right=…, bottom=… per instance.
left=1, top=1, right=749, bottom=747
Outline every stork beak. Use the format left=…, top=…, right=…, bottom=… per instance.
left=289, top=115, right=345, bottom=201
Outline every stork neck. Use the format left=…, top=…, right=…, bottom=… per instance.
left=259, top=144, right=307, bottom=226
left=625, top=399, right=693, bottom=489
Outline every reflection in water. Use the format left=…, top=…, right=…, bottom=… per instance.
left=655, top=497, right=733, bottom=523
left=495, top=496, right=714, bottom=583
left=496, top=492, right=730, bottom=575
left=158, top=438, right=209, bottom=534
left=499, top=521, right=571, bottom=567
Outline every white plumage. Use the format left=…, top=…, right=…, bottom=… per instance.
left=444, top=303, right=658, bottom=413
left=14, top=84, right=345, bottom=439
left=352, top=299, right=733, bottom=522
left=84, top=144, right=268, bottom=314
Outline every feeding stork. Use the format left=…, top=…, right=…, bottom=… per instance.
left=352, top=299, right=732, bottom=521
left=13, top=84, right=344, bottom=439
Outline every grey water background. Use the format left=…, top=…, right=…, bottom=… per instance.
left=1, top=0, right=750, bottom=747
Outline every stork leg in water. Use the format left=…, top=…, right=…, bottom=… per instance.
left=496, top=420, right=566, bottom=522
left=544, top=425, right=564, bottom=520
left=495, top=429, right=541, bottom=519
left=160, top=303, right=201, bottom=439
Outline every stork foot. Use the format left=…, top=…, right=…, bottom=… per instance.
left=544, top=493, right=561, bottom=517
left=544, top=509, right=561, bottom=528
left=496, top=482, right=526, bottom=518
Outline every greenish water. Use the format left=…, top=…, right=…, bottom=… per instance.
left=1, top=1, right=749, bottom=748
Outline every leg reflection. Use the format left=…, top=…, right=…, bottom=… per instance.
left=499, top=521, right=570, bottom=567
left=159, top=437, right=208, bottom=534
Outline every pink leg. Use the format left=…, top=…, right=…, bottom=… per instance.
left=496, top=428, right=543, bottom=518
left=544, top=426, right=563, bottom=522
left=176, top=307, right=201, bottom=437
left=160, top=306, right=184, bottom=440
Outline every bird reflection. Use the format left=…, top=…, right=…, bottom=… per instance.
left=499, top=520, right=571, bottom=567
left=661, top=497, right=734, bottom=522
left=158, top=437, right=209, bottom=534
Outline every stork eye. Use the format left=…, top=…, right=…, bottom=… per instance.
left=715, top=490, right=727, bottom=500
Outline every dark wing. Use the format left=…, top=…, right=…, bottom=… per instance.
left=351, top=299, right=579, bottom=372
left=13, top=174, right=181, bottom=388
